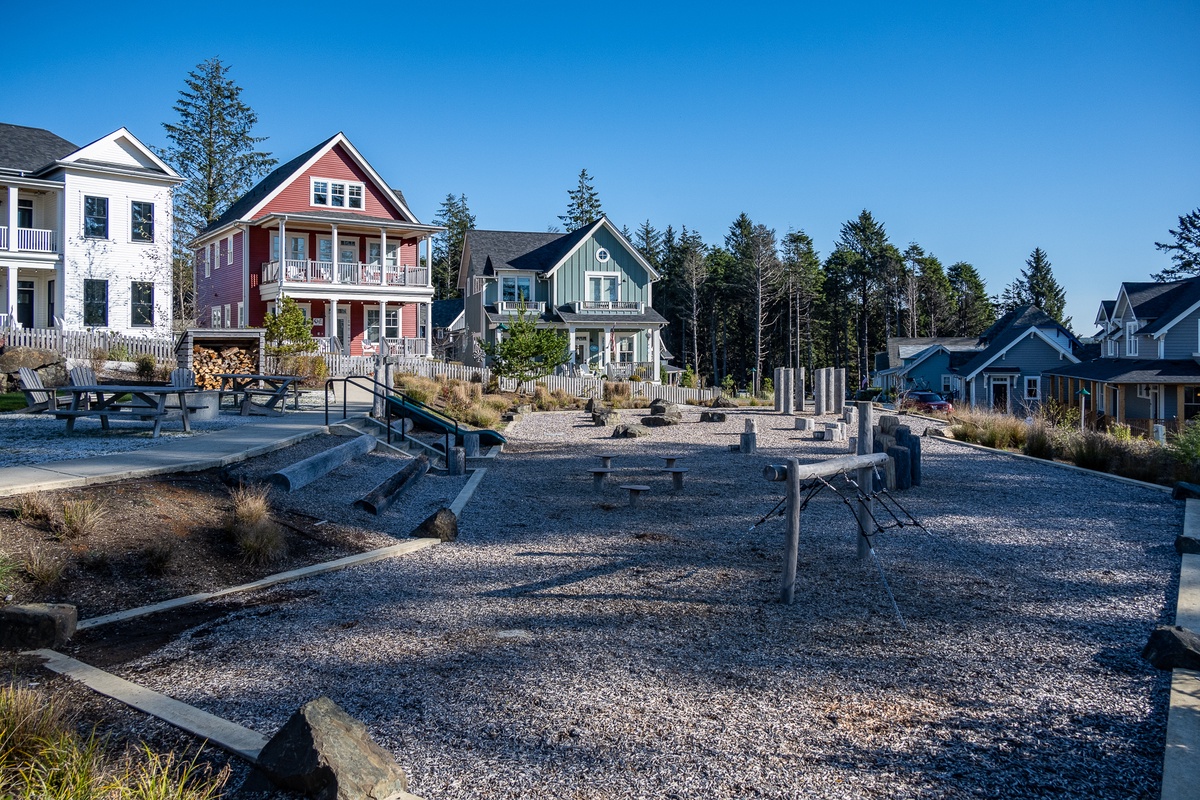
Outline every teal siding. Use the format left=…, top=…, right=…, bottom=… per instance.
left=483, top=274, right=549, bottom=305
left=1164, top=309, right=1200, bottom=358
left=555, top=227, right=650, bottom=305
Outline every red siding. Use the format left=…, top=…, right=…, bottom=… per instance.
left=259, top=144, right=406, bottom=220
left=247, top=229, right=271, bottom=326
left=193, top=231, right=245, bottom=327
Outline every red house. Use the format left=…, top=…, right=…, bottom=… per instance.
left=190, top=133, right=442, bottom=356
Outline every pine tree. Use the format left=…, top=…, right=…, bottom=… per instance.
left=836, top=210, right=891, bottom=386
left=676, top=227, right=709, bottom=377
left=559, top=169, right=603, bottom=229
left=913, top=248, right=953, bottom=336
left=162, top=57, right=276, bottom=328
left=780, top=230, right=823, bottom=378
left=430, top=193, right=476, bottom=300
left=1153, top=208, right=1200, bottom=280
left=995, top=278, right=1031, bottom=315
left=1021, top=247, right=1068, bottom=324
left=947, top=261, right=995, bottom=335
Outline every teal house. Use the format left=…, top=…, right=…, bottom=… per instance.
left=458, top=217, right=668, bottom=380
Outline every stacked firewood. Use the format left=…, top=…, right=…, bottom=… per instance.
left=192, top=345, right=255, bottom=390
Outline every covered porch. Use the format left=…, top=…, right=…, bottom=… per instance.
left=265, top=293, right=430, bottom=358
left=1045, top=361, right=1200, bottom=435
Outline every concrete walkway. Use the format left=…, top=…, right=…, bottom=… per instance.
left=0, top=396, right=372, bottom=497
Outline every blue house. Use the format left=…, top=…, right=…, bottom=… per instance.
left=875, top=305, right=1080, bottom=413
left=457, top=217, right=668, bottom=380
left=1046, top=276, right=1200, bottom=433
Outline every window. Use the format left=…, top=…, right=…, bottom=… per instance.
left=223, top=304, right=231, bottom=328
left=502, top=275, right=532, bottom=302
left=366, top=309, right=381, bottom=342
left=224, top=236, right=233, bottom=265
left=941, top=375, right=953, bottom=394
left=1185, top=387, right=1200, bottom=420
left=83, top=279, right=108, bottom=326
left=236, top=302, right=244, bottom=328
left=203, top=246, right=211, bottom=278
left=588, top=274, right=618, bottom=302
left=1024, top=376, right=1040, bottom=400
left=617, top=336, right=635, bottom=363
left=1137, top=383, right=1152, bottom=400
left=288, top=236, right=306, bottom=261
left=271, top=235, right=280, bottom=262
left=1126, top=321, right=1139, bottom=356
left=83, top=196, right=108, bottom=238
left=318, top=238, right=333, bottom=263
left=384, top=308, right=400, bottom=339
left=311, top=178, right=364, bottom=210
left=131, top=201, right=154, bottom=242
left=130, top=282, right=153, bottom=327
left=17, top=199, right=32, bottom=229
left=211, top=307, right=221, bottom=328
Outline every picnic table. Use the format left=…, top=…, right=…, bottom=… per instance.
left=217, top=373, right=303, bottom=416
left=52, top=385, right=198, bottom=438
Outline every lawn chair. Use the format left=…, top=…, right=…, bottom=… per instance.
left=69, top=365, right=101, bottom=410
left=168, top=368, right=196, bottom=388
left=17, top=367, right=64, bottom=413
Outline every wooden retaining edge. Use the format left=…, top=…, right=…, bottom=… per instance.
left=1164, top=499, right=1200, bottom=799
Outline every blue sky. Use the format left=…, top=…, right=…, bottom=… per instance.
left=3, top=1, right=1196, bottom=332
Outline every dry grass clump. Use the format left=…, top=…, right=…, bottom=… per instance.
left=603, top=381, right=632, bottom=408
left=0, top=684, right=228, bottom=799
left=395, top=373, right=440, bottom=405
left=141, top=541, right=175, bottom=576
left=15, top=494, right=52, bottom=524
left=0, top=552, right=18, bottom=595
left=482, top=394, right=511, bottom=413
left=22, top=551, right=63, bottom=587
left=465, top=406, right=501, bottom=429
left=227, top=485, right=286, bottom=566
left=57, top=499, right=107, bottom=539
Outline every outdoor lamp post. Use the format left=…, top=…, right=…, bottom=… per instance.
left=1077, top=386, right=1091, bottom=432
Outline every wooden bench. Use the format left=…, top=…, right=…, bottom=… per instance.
left=619, top=484, right=651, bottom=507
left=662, top=467, right=689, bottom=491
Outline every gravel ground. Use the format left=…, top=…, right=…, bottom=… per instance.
left=0, top=391, right=333, bottom=468
left=112, top=406, right=1178, bottom=799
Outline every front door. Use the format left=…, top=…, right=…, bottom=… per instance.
left=992, top=380, right=1009, bottom=413
left=46, top=279, right=55, bottom=325
left=16, top=281, right=34, bottom=328
left=574, top=332, right=590, bottom=365
left=336, top=308, right=350, bottom=354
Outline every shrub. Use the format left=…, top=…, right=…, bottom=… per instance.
left=135, top=354, right=157, bottom=380
left=395, top=373, right=439, bottom=405
left=107, top=343, right=131, bottom=362
left=22, top=551, right=63, bottom=587
left=680, top=364, right=697, bottom=389
left=142, top=541, right=175, bottom=576
left=89, top=347, right=108, bottom=373
left=465, top=405, right=501, bottom=429
left=227, top=485, right=286, bottom=565
left=0, top=552, right=17, bottom=595
left=1065, top=430, right=1116, bottom=472
left=57, top=499, right=106, bottom=539
left=720, top=374, right=735, bottom=395
left=15, top=494, right=52, bottom=524
left=533, top=385, right=553, bottom=411
left=278, top=353, right=328, bottom=388
left=483, top=394, right=511, bottom=413
left=1169, top=419, right=1200, bottom=472
left=603, top=381, right=631, bottom=407
left=1022, top=421, right=1056, bottom=460
left=551, top=388, right=573, bottom=408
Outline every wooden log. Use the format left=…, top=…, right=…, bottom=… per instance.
left=762, top=451, right=889, bottom=482
left=354, top=454, right=430, bottom=515
left=269, top=434, right=376, bottom=492
left=887, top=446, right=912, bottom=491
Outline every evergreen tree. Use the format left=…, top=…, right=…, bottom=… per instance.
left=483, top=304, right=570, bottom=388
left=1021, top=247, right=1068, bottom=325
left=162, top=57, right=276, bottom=328
left=947, top=261, right=995, bottom=335
left=430, top=193, right=476, bottom=300
left=634, top=220, right=663, bottom=273
left=559, top=168, right=603, bottom=229
left=914, top=249, right=953, bottom=337
left=1153, top=208, right=1200, bottom=280
left=780, top=230, right=823, bottom=379
left=994, top=278, right=1031, bottom=315
left=836, top=210, right=891, bottom=386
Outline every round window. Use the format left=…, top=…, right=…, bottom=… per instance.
left=596, top=248, right=610, bottom=263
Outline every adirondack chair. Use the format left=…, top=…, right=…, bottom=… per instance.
left=16, top=367, right=63, bottom=413
left=68, top=366, right=101, bottom=410
left=168, top=368, right=196, bottom=388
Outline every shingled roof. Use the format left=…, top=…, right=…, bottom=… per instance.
left=201, top=136, right=335, bottom=235
left=0, top=123, right=77, bottom=174
left=461, top=224, right=594, bottom=282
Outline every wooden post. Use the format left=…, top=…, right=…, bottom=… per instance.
left=781, top=457, right=801, bottom=605
left=856, top=400, right=873, bottom=561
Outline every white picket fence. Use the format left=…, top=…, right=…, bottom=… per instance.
left=387, top=358, right=718, bottom=403
left=3, top=327, right=176, bottom=362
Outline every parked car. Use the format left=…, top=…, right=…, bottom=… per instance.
left=899, top=390, right=953, bottom=414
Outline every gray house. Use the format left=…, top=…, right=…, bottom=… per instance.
left=457, top=217, right=668, bottom=380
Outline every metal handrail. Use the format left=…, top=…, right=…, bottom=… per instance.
left=323, top=373, right=463, bottom=446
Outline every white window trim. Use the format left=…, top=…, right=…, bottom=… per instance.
left=500, top=273, right=535, bottom=303
left=203, top=245, right=211, bottom=278
left=223, top=304, right=231, bottom=328
left=385, top=306, right=400, bottom=339
left=236, top=302, right=244, bottom=328
left=129, top=199, right=155, bottom=244
left=585, top=270, right=621, bottom=302
left=310, top=176, right=365, bottom=210
left=1024, top=376, right=1040, bottom=400
left=1137, top=383, right=1151, bottom=400
left=211, top=307, right=221, bottom=328
left=941, top=374, right=953, bottom=393
left=1126, top=321, right=1139, bottom=356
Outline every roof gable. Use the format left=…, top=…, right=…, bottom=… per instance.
left=543, top=217, right=661, bottom=281
left=0, top=123, right=76, bottom=173
left=59, top=128, right=178, bottom=178
left=960, top=325, right=1079, bottom=380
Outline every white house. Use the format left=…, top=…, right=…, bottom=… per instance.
left=0, top=123, right=181, bottom=336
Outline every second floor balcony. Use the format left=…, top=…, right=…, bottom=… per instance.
left=0, top=227, right=57, bottom=253
left=496, top=300, right=546, bottom=314
left=261, top=259, right=429, bottom=289
left=571, top=300, right=645, bottom=314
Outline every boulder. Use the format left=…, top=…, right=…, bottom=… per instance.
left=710, top=396, right=737, bottom=409
left=412, top=508, right=458, bottom=542
left=0, top=348, right=66, bottom=392
left=1176, top=535, right=1200, bottom=555
left=641, top=414, right=680, bottom=427
left=0, top=603, right=77, bottom=650
left=1143, top=625, right=1200, bottom=670
left=699, top=411, right=726, bottom=423
left=256, top=696, right=412, bottom=800
left=592, top=410, right=620, bottom=426
left=516, top=404, right=534, bottom=415
left=613, top=424, right=651, bottom=438
left=648, top=400, right=680, bottom=416
left=585, top=398, right=610, bottom=414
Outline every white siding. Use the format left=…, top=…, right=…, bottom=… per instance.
left=67, top=134, right=160, bottom=171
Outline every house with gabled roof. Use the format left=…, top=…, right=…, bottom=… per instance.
left=458, top=217, right=668, bottom=380
left=0, top=123, right=181, bottom=335
left=1046, top=276, right=1200, bottom=433
left=190, top=132, right=443, bottom=356
left=874, top=305, right=1080, bottom=412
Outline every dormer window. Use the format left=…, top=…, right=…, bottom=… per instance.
left=311, top=178, right=364, bottom=210
left=502, top=276, right=532, bottom=302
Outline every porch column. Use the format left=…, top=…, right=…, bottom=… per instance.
left=602, top=328, right=612, bottom=367
left=329, top=298, right=340, bottom=353
left=379, top=227, right=387, bottom=285
left=648, top=327, right=660, bottom=383
left=379, top=300, right=387, bottom=352
left=424, top=301, right=433, bottom=358
left=5, top=266, right=16, bottom=322
left=567, top=326, right=576, bottom=363
left=7, top=185, right=18, bottom=252
left=330, top=224, right=339, bottom=283
left=278, top=219, right=286, bottom=283
left=425, top=236, right=433, bottom=287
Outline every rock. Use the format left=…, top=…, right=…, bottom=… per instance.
left=711, top=396, right=737, bottom=409
left=516, top=404, right=534, bottom=415
left=648, top=400, right=679, bottom=416
left=641, top=414, right=680, bottom=427
left=592, top=410, right=620, bottom=426
left=1143, top=625, right=1200, bottom=670
left=926, top=427, right=948, bottom=438
left=613, top=424, right=651, bottom=438
left=0, top=603, right=77, bottom=650
left=1176, top=535, right=1200, bottom=555
left=585, top=398, right=610, bottom=414
left=699, top=411, right=726, bottom=423
left=412, top=508, right=458, bottom=542
left=256, top=696, right=411, bottom=800
left=0, top=348, right=66, bottom=392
